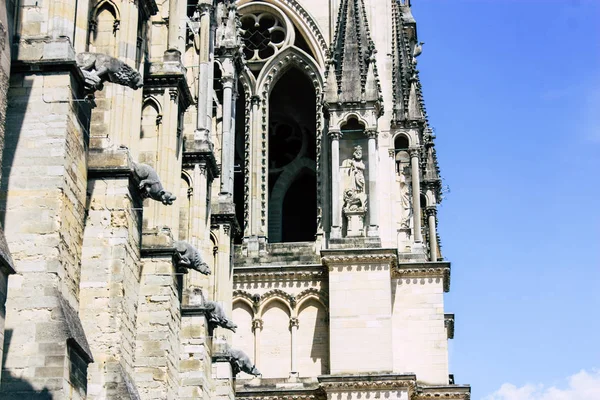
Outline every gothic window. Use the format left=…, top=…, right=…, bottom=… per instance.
left=268, top=68, right=317, bottom=243
left=236, top=1, right=323, bottom=242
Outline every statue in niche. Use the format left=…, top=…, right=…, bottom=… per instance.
left=132, top=162, right=177, bottom=205
left=228, top=348, right=261, bottom=377
left=173, top=241, right=211, bottom=275
left=76, top=52, right=144, bottom=92
left=204, top=301, right=237, bottom=332
left=341, top=145, right=367, bottom=211
left=399, top=167, right=412, bottom=228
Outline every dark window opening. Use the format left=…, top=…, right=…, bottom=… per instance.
left=233, top=80, right=246, bottom=243
left=268, top=67, right=316, bottom=243
left=282, top=171, right=317, bottom=243
left=394, top=135, right=409, bottom=150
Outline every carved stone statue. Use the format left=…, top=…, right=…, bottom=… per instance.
left=76, top=52, right=144, bottom=92
left=399, top=170, right=412, bottom=228
left=204, top=300, right=237, bottom=332
left=228, top=348, right=260, bottom=377
left=132, top=162, right=177, bottom=205
left=341, top=145, right=367, bottom=211
left=412, top=41, right=424, bottom=65
left=173, top=241, right=211, bottom=275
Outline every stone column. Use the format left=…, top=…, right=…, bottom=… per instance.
left=426, top=207, right=438, bottom=261
left=192, top=163, right=209, bottom=247
left=252, top=319, right=263, bottom=371
left=366, top=130, right=379, bottom=236
left=205, top=22, right=217, bottom=137
left=330, top=130, right=342, bottom=238
left=220, top=75, right=235, bottom=198
left=290, top=317, right=299, bottom=376
left=409, top=147, right=422, bottom=243
left=250, top=95, right=261, bottom=237
left=168, top=0, right=187, bottom=52
left=196, top=3, right=213, bottom=139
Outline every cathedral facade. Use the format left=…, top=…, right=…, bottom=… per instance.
left=0, top=0, right=471, bottom=399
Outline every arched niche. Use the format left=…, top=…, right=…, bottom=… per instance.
left=88, top=1, right=119, bottom=55
left=178, top=172, right=192, bottom=242
left=232, top=300, right=255, bottom=379
left=139, top=98, right=161, bottom=165
left=259, top=299, right=291, bottom=378
left=297, top=298, right=329, bottom=376
left=267, top=67, right=317, bottom=243
left=394, top=134, right=410, bottom=174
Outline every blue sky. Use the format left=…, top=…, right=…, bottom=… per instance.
left=412, top=1, right=600, bottom=399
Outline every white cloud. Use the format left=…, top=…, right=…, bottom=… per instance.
left=483, top=369, right=600, bottom=400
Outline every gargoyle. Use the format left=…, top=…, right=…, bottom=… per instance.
left=76, top=52, right=144, bottom=92
left=131, top=162, right=177, bottom=205
left=228, top=348, right=260, bottom=377
left=173, top=241, right=211, bottom=275
left=204, top=301, right=237, bottom=332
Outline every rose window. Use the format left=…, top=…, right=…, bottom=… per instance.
left=240, top=12, right=286, bottom=62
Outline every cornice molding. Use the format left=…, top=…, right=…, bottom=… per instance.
left=234, top=265, right=327, bottom=283
left=412, top=385, right=471, bottom=400
left=394, top=261, right=451, bottom=292
left=321, top=248, right=398, bottom=268
left=320, top=380, right=414, bottom=391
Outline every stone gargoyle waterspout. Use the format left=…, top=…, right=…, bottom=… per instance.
left=204, top=301, right=237, bottom=332
left=76, top=52, right=144, bottom=92
left=173, top=241, right=211, bottom=275
left=131, top=162, right=177, bottom=205
left=228, top=348, right=260, bottom=377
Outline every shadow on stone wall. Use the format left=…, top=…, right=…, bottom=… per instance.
left=1, top=330, right=54, bottom=398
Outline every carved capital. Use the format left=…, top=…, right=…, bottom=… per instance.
left=169, top=88, right=179, bottom=102
left=289, top=317, right=299, bottom=329
left=250, top=95, right=261, bottom=106
left=328, top=130, right=342, bottom=140
left=197, top=3, right=213, bottom=15
left=252, top=318, right=263, bottom=331
left=425, top=206, right=437, bottom=218
left=221, top=75, right=235, bottom=88
left=365, top=129, right=378, bottom=139
left=409, top=147, right=420, bottom=158
left=388, top=149, right=396, bottom=157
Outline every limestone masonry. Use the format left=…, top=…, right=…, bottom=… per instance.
left=0, top=0, right=471, bottom=399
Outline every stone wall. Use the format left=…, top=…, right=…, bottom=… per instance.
left=80, top=157, right=143, bottom=399
left=1, top=68, right=92, bottom=397
left=392, top=265, right=450, bottom=384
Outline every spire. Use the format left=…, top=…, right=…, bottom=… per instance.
left=325, top=0, right=381, bottom=104
left=391, top=0, right=426, bottom=126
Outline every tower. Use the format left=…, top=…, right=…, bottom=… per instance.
left=0, top=0, right=470, bottom=399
